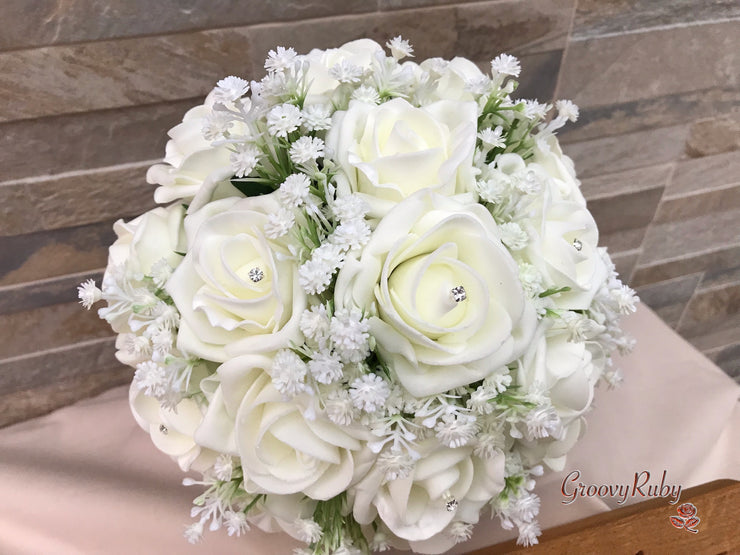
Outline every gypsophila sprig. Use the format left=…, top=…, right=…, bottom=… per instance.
left=79, top=36, right=637, bottom=555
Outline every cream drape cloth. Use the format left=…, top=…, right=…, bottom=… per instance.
left=1, top=305, right=738, bottom=554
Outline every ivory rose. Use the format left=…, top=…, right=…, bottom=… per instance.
left=517, top=169, right=608, bottom=310
left=129, top=383, right=216, bottom=472
left=146, top=92, right=239, bottom=205
left=335, top=191, right=537, bottom=397
left=195, top=355, right=367, bottom=500
left=351, top=440, right=505, bottom=554
left=166, top=195, right=306, bottom=362
left=419, top=56, right=486, bottom=102
left=531, top=135, right=586, bottom=205
left=326, top=97, right=478, bottom=216
left=514, top=325, right=601, bottom=470
left=303, top=39, right=385, bottom=104
left=101, top=204, right=186, bottom=334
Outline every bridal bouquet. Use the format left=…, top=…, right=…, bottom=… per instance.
left=79, top=37, right=637, bottom=553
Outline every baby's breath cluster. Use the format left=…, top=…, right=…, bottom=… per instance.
left=80, top=36, right=637, bottom=554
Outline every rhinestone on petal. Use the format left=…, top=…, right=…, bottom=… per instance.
left=248, top=267, right=265, bottom=283
left=446, top=498, right=459, bottom=512
left=451, top=286, right=467, bottom=303
left=159, top=424, right=169, bottom=435
left=572, top=238, right=583, bottom=252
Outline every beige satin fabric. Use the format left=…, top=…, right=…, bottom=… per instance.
left=1, top=305, right=738, bottom=555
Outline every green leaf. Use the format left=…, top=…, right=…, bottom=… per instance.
left=230, top=178, right=277, bottom=197
left=538, top=286, right=572, bottom=298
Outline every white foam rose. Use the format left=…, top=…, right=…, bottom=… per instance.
left=129, top=383, right=216, bottom=472
left=517, top=165, right=608, bottom=310
left=419, top=56, right=485, bottom=102
left=351, top=440, right=505, bottom=554
left=101, top=204, right=186, bottom=334
left=196, top=355, right=366, bottom=500
left=303, top=39, right=384, bottom=104
left=335, top=191, right=537, bottom=397
left=146, top=93, right=240, bottom=205
left=166, top=195, right=306, bottom=362
left=326, top=97, right=478, bottom=216
left=532, top=134, right=586, bottom=206
left=515, top=325, right=601, bottom=470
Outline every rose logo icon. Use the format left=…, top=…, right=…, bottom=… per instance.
left=669, top=503, right=700, bottom=533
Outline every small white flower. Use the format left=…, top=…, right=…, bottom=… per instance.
left=612, top=284, right=639, bottom=314
left=351, top=85, right=381, bottom=105
left=504, top=452, right=524, bottom=477
left=257, top=72, right=287, bottom=99
left=308, top=350, right=343, bottom=384
left=516, top=169, right=541, bottom=195
left=478, top=126, right=506, bottom=149
left=464, top=74, right=491, bottom=96
left=131, top=289, right=160, bottom=315
left=518, top=263, right=544, bottom=296
left=278, top=173, right=311, bottom=207
left=483, top=370, right=512, bottom=395
left=313, top=242, right=345, bottom=268
left=301, top=104, right=333, bottom=131
left=424, top=57, right=448, bottom=75
left=474, top=430, right=506, bottom=459
left=213, top=76, right=250, bottom=104
left=331, top=194, right=369, bottom=222
left=267, top=103, right=303, bottom=138
left=231, top=143, right=261, bottom=178
left=350, top=374, right=390, bottom=413
left=467, top=387, right=495, bottom=415
left=265, top=46, right=298, bottom=73
left=149, top=325, right=173, bottom=357
left=299, top=304, right=330, bottom=344
left=386, top=35, right=414, bottom=60
left=334, top=545, right=363, bottom=555
left=202, top=111, right=234, bottom=141
left=560, top=311, right=601, bottom=342
left=522, top=100, right=551, bottom=121
left=603, top=367, right=624, bottom=388
left=298, top=258, right=335, bottom=295
left=155, top=304, right=179, bottom=330
left=329, top=59, right=364, bottom=84
left=271, top=349, right=309, bottom=398
left=434, top=413, right=478, bottom=448
left=324, top=388, right=357, bottom=426
left=330, top=219, right=370, bottom=251
left=293, top=518, right=323, bottom=544
left=224, top=510, right=250, bottom=537
left=448, top=521, right=474, bottom=544
left=370, top=531, right=391, bottom=552
left=289, top=136, right=325, bottom=165
left=377, top=450, right=415, bottom=481
left=516, top=519, right=541, bottom=547
left=525, top=405, right=562, bottom=440
left=499, top=221, right=528, bottom=250
left=330, top=308, right=370, bottom=363
left=149, top=259, right=174, bottom=289
left=213, top=454, right=234, bottom=482
left=124, top=334, right=151, bottom=357
left=184, top=520, right=205, bottom=544
left=491, top=53, right=521, bottom=77
left=77, top=279, right=102, bottom=309
left=512, top=492, right=541, bottom=522
left=264, top=207, right=295, bottom=238
left=555, top=99, right=579, bottom=122
left=133, top=360, right=168, bottom=398
left=476, top=177, right=507, bottom=205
